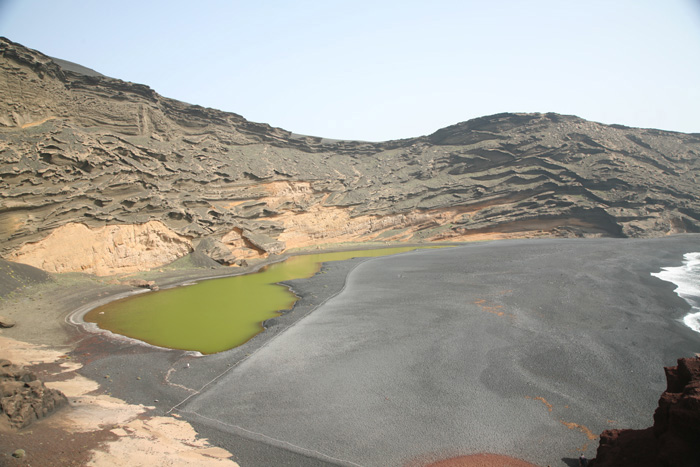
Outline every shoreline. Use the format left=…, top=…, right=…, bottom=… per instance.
left=65, top=242, right=454, bottom=356
left=650, top=251, right=700, bottom=334
left=1, top=236, right=700, bottom=466
left=177, top=235, right=700, bottom=466
left=0, top=241, right=460, bottom=466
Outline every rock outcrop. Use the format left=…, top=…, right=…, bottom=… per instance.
left=0, top=359, right=68, bottom=430
left=2, top=37, right=700, bottom=274
left=592, top=356, right=700, bottom=467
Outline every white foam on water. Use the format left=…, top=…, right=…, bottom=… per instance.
left=651, top=252, right=700, bottom=333
left=682, top=310, right=700, bottom=333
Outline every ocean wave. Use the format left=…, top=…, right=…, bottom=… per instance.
left=651, top=252, right=700, bottom=333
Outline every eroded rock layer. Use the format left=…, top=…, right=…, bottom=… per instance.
left=2, top=37, right=700, bottom=273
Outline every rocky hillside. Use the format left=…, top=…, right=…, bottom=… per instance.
left=1, top=37, right=699, bottom=275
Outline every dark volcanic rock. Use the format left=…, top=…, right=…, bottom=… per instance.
left=195, top=237, right=237, bottom=265
left=0, top=359, right=68, bottom=430
left=591, top=357, right=700, bottom=467
left=127, top=279, right=158, bottom=290
left=1, top=36, right=700, bottom=274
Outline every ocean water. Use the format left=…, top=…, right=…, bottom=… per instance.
left=651, top=252, right=700, bottom=333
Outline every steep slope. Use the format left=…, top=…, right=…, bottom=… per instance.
left=1, top=37, right=699, bottom=275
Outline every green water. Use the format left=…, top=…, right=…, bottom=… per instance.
left=85, top=246, right=437, bottom=354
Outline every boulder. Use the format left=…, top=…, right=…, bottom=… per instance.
left=0, top=315, right=15, bottom=328
left=127, top=279, right=158, bottom=290
left=0, top=360, right=68, bottom=430
left=195, top=238, right=237, bottom=265
left=243, top=232, right=286, bottom=256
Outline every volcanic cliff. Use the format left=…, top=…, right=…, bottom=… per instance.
left=1, top=37, right=699, bottom=275
left=592, top=357, right=700, bottom=467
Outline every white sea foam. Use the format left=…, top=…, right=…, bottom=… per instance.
left=651, top=252, right=700, bottom=333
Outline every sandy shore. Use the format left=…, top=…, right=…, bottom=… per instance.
left=1, top=236, right=700, bottom=466
left=0, top=243, right=446, bottom=466
left=0, top=252, right=295, bottom=466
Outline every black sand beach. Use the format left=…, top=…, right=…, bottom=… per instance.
left=175, top=237, right=700, bottom=466
left=5, top=236, right=700, bottom=466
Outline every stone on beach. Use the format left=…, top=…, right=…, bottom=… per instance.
left=127, top=279, right=159, bottom=291
left=0, top=359, right=68, bottom=430
left=0, top=315, right=15, bottom=328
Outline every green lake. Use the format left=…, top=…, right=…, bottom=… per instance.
left=85, top=246, right=438, bottom=354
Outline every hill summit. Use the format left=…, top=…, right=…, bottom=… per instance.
left=1, top=37, right=699, bottom=275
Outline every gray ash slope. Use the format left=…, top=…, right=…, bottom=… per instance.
left=1, top=36, right=699, bottom=268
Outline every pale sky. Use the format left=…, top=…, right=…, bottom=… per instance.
left=1, top=0, right=699, bottom=141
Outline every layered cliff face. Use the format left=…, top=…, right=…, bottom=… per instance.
left=2, top=37, right=700, bottom=275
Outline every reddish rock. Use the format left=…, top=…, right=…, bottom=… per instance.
left=426, top=453, right=540, bottom=467
left=592, top=356, right=700, bottom=467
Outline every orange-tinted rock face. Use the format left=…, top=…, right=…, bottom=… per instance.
left=7, top=221, right=192, bottom=276
left=592, top=357, right=700, bottom=467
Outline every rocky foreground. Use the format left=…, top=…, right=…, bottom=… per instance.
left=0, top=359, right=67, bottom=431
left=592, top=356, right=700, bottom=466
left=2, top=37, right=700, bottom=275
